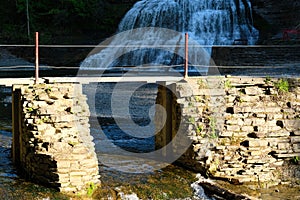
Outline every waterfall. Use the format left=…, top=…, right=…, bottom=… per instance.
left=80, top=0, right=259, bottom=74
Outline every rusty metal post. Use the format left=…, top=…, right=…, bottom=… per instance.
left=35, top=32, right=39, bottom=84
left=184, top=32, right=188, bottom=78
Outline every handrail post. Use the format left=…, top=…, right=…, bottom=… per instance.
left=184, top=32, right=188, bottom=78
left=35, top=32, right=39, bottom=84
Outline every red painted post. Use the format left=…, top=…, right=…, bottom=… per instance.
left=35, top=32, right=39, bottom=84
left=184, top=32, right=188, bottom=78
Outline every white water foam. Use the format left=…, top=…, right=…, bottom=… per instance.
left=81, top=0, right=259, bottom=74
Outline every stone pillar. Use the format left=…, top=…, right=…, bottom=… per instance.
left=155, top=77, right=300, bottom=185
left=155, top=83, right=173, bottom=155
left=12, top=83, right=100, bottom=194
left=12, top=86, right=22, bottom=166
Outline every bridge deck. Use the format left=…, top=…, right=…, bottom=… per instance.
left=0, top=76, right=184, bottom=87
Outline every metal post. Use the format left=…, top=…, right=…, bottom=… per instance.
left=35, top=32, right=39, bottom=84
left=184, top=32, right=188, bottom=78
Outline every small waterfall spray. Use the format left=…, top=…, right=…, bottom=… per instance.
left=81, top=0, right=259, bottom=73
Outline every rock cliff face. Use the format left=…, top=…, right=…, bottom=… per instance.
left=251, top=0, right=300, bottom=40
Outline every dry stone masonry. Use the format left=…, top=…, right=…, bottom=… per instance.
left=156, top=76, right=300, bottom=186
left=12, top=83, right=100, bottom=194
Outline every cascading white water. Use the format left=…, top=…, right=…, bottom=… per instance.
left=81, top=0, right=259, bottom=73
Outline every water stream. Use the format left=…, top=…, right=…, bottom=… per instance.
left=80, top=0, right=259, bottom=73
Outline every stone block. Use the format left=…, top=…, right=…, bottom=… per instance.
left=249, top=132, right=265, bottom=138
left=70, top=153, right=89, bottom=161
left=291, top=136, right=300, bottom=143
left=219, top=131, right=233, bottom=137
left=225, top=96, right=236, bottom=102
left=256, top=114, right=266, bottom=118
left=293, top=144, right=300, bottom=152
left=294, top=131, right=300, bottom=136
left=226, top=118, right=244, bottom=126
left=72, top=146, right=88, bottom=154
left=36, top=123, right=52, bottom=131
left=60, top=187, right=77, bottom=193
left=60, top=182, right=71, bottom=188
left=248, top=147, right=262, bottom=151
left=70, top=162, right=80, bottom=169
left=275, top=149, right=291, bottom=154
left=252, top=118, right=266, bottom=126
left=176, top=83, right=193, bottom=97
left=249, top=151, right=262, bottom=156
left=285, top=119, right=300, bottom=131
left=43, top=126, right=56, bottom=136
left=278, top=143, right=290, bottom=150
left=245, top=139, right=268, bottom=147
left=234, top=106, right=252, bottom=113
left=33, top=101, right=48, bottom=108
left=251, top=107, right=265, bottom=113
left=57, top=161, right=71, bottom=169
left=58, top=168, right=70, bottom=174
left=52, top=142, right=72, bottom=152
left=70, top=171, right=87, bottom=176
left=257, top=125, right=282, bottom=133
left=69, top=175, right=82, bottom=184
left=245, top=158, right=266, bottom=164
left=241, top=126, right=254, bottom=132
left=85, top=168, right=99, bottom=175
left=267, top=131, right=290, bottom=137
left=266, top=114, right=283, bottom=120
left=241, top=95, right=260, bottom=102
left=275, top=153, right=300, bottom=158
left=272, top=161, right=284, bottom=166
left=243, top=118, right=253, bottom=126
left=244, top=87, right=262, bottom=95
left=226, top=125, right=240, bottom=132
left=48, top=91, right=63, bottom=100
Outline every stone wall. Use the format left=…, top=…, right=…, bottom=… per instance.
left=156, top=76, right=300, bottom=185
left=12, top=83, right=100, bottom=194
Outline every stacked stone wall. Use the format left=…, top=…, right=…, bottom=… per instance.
left=12, top=83, right=100, bottom=194
left=156, top=76, right=300, bottom=185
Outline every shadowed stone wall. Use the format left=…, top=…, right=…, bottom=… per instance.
left=12, top=83, right=100, bottom=194
left=156, top=76, right=300, bottom=185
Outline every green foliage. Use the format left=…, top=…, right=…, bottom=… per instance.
left=292, top=156, right=299, bottom=164
left=87, top=182, right=96, bottom=197
left=188, top=102, right=194, bottom=107
left=194, top=96, right=202, bottom=102
left=275, top=79, right=289, bottom=93
left=209, top=117, right=217, bottom=139
left=45, top=86, right=52, bottom=93
left=208, top=158, right=219, bottom=175
left=224, top=80, right=232, bottom=89
left=196, top=125, right=203, bottom=134
left=235, top=96, right=243, bottom=103
left=2, top=0, right=135, bottom=43
left=188, top=117, right=195, bottom=124
left=26, top=107, right=34, bottom=113
left=197, top=79, right=207, bottom=89
left=264, top=76, right=272, bottom=84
